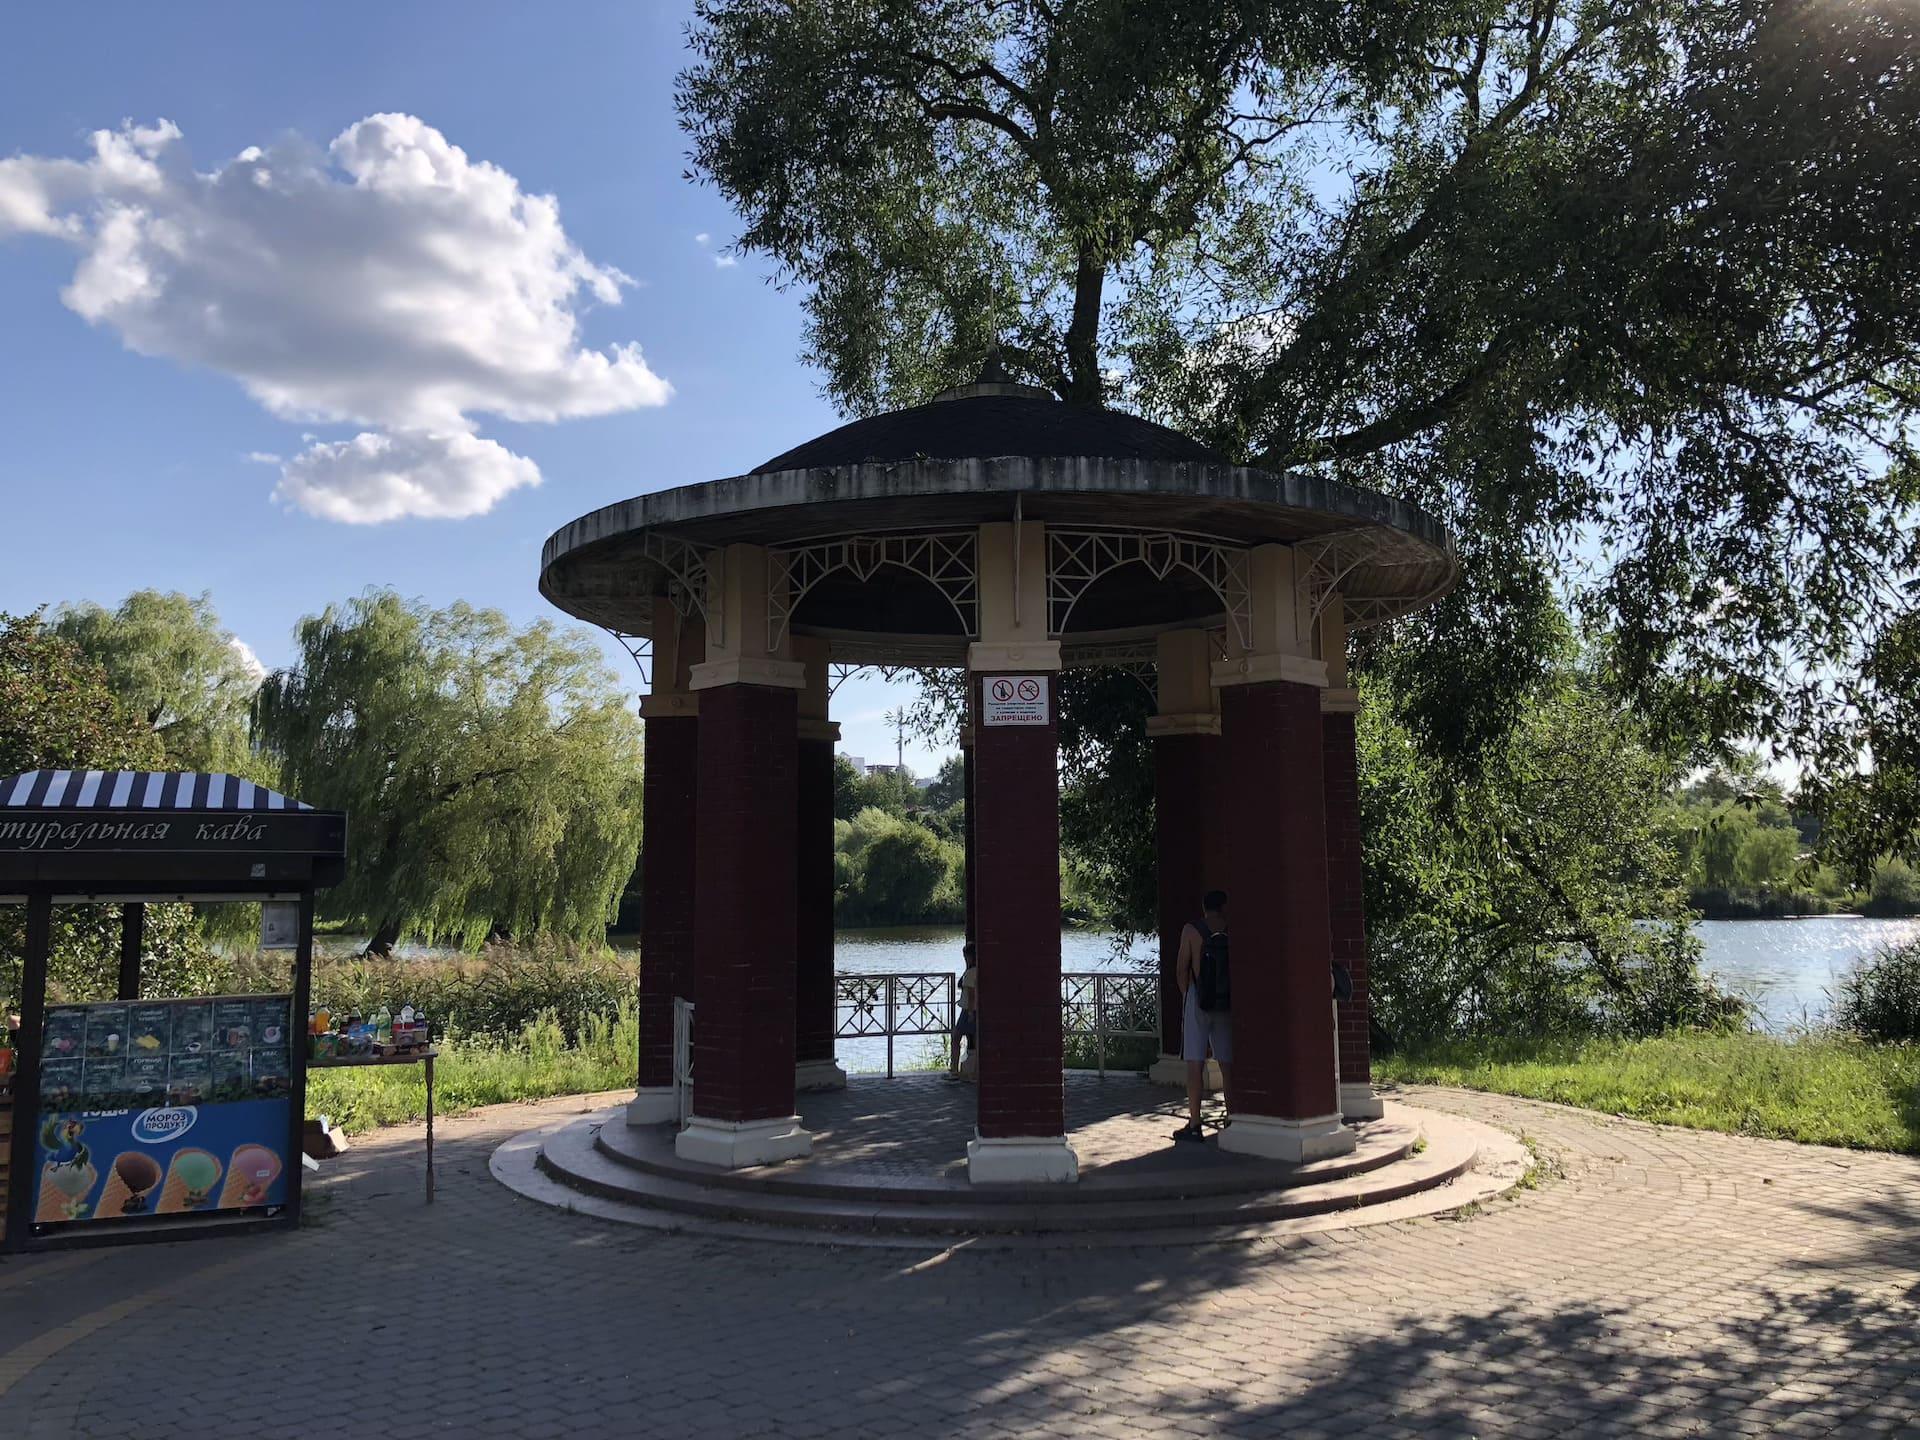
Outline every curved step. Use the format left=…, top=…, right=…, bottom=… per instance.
left=592, top=1112, right=1420, bottom=1206
left=535, top=1115, right=1480, bottom=1238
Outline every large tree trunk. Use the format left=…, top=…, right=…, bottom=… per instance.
left=1063, top=248, right=1106, bottom=404
left=362, top=918, right=402, bottom=958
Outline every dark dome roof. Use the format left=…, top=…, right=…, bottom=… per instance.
left=754, top=391, right=1223, bottom=473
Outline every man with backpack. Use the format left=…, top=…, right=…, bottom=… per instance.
left=1174, top=889, right=1233, bottom=1142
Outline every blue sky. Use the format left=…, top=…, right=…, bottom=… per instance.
left=0, top=1, right=946, bottom=774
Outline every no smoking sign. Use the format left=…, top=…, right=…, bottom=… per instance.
left=982, top=674, right=1049, bottom=726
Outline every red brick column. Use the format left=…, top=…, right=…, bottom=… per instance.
left=688, top=682, right=802, bottom=1128
left=1323, top=708, right=1375, bottom=1105
left=969, top=672, right=1067, bottom=1156
left=962, top=739, right=977, bottom=950
left=635, top=715, right=696, bottom=1096
left=1152, top=732, right=1216, bottom=1059
left=794, top=732, right=844, bottom=1088
left=1217, top=679, right=1350, bottom=1161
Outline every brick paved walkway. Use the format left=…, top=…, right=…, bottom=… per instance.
left=3, top=1084, right=1917, bottom=1437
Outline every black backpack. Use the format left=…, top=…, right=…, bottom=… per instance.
left=1196, top=919, right=1230, bottom=1011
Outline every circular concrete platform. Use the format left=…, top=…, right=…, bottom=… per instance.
left=493, top=1074, right=1530, bottom=1248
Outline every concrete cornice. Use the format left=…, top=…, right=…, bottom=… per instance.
left=1211, top=653, right=1329, bottom=690
left=1320, top=687, right=1360, bottom=714
left=689, top=657, right=808, bottom=691
left=1145, top=713, right=1222, bottom=738
left=640, top=692, right=699, bottom=719
left=796, top=719, right=842, bottom=743
left=966, top=640, right=1063, bottom=673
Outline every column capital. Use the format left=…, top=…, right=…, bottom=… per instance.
left=967, top=640, right=1063, bottom=672
left=796, top=718, right=841, bottom=743
left=1145, top=712, right=1222, bottom=738
left=640, top=692, right=699, bottom=719
left=1320, top=686, right=1360, bottom=714
left=690, top=656, right=808, bottom=691
left=1211, top=653, right=1328, bottom=689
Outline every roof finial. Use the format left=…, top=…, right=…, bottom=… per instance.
left=977, top=345, right=1011, bottom=385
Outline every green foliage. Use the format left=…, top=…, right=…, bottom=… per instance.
left=1734, top=826, right=1800, bottom=890
left=1056, top=668, right=1156, bottom=935
left=1359, top=651, right=1739, bottom=1045
left=308, top=942, right=638, bottom=1047
left=682, top=0, right=1920, bottom=865
left=836, top=760, right=922, bottom=819
left=52, top=591, right=265, bottom=777
left=834, top=807, right=964, bottom=925
left=0, top=610, right=161, bottom=778
left=1866, top=858, right=1920, bottom=917
left=923, top=754, right=966, bottom=811
left=1666, top=767, right=1865, bottom=916
left=0, top=613, right=221, bottom=1015
left=1377, top=1030, right=1920, bottom=1154
left=305, top=995, right=639, bottom=1134
left=1060, top=1029, right=1157, bottom=1073
left=1835, top=938, right=1920, bottom=1043
left=252, top=592, right=645, bottom=949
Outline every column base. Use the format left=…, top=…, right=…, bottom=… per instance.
left=794, top=1057, right=849, bottom=1092
left=1216, top=1112, right=1356, bottom=1163
left=1147, top=1053, right=1222, bottom=1088
left=626, top=1086, right=678, bottom=1127
left=675, top=1114, right=813, bottom=1169
left=967, top=1134, right=1079, bottom=1184
left=1339, top=1082, right=1385, bottom=1120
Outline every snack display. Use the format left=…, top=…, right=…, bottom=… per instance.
left=309, top=1001, right=430, bottom=1058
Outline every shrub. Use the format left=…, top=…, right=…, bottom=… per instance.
left=1835, top=939, right=1920, bottom=1043
left=1865, top=859, right=1920, bottom=917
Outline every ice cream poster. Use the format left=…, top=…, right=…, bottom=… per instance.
left=33, top=994, right=296, bottom=1230
left=32, top=1097, right=292, bottom=1228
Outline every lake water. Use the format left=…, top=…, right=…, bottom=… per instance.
left=319, top=915, right=1919, bottom=1070
left=1695, top=916, right=1920, bottom=1032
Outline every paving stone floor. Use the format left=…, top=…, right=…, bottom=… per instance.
left=3, top=1082, right=1917, bottom=1438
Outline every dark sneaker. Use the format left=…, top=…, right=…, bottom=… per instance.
left=1173, top=1124, right=1207, bottom=1144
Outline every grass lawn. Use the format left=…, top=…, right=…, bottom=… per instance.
left=1377, top=1031, right=1920, bottom=1154
left=305, top=1004, right=636, bottom=1134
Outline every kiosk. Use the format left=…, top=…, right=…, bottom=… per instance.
left=0, top=769, right=345, bottom=1252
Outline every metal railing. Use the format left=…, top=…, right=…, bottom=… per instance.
left=835, top=972, right=954, bottom=1078
left=832, top=969, right=1159, bottom=1078
left=1061, top=971, right=1160, bottom=1075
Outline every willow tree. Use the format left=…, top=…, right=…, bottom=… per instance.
left=54, top=590, right=265, bottom=777
left=680, top=0, right=1920, bottom=867
left=253, top=592, right=644, bottom=952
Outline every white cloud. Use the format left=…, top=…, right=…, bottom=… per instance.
left=0, top=114, right=671, bottom=521
left=693, top=230, right=735, bottom=268
left=277, top=430, right=540, bottom=524
left=242, top=450, right=281, bottom=465
left=226, top=636, right=268, bottom=681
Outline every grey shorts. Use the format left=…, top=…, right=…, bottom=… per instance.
left=1182, top=986, right=1232, bottom=1064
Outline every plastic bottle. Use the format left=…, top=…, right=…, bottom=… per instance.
left=372, top=1004, right=393, bottom=1043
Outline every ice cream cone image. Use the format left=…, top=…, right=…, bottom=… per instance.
left=36, top=1161, right=97, bottom=1222
left=97, top=1150, right=163, bottom=1217
left=157, top=1149, right=223, bottom=1214
left=218, top=1144, right=282, bottom=1209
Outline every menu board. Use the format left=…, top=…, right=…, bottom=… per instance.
left=32, top=995, right=295, bottom=1232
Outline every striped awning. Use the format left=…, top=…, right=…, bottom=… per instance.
left=0, top=771, right=312, bottom=812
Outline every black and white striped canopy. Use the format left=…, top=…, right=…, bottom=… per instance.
left=0, top=770, right=311, bottom=812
